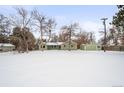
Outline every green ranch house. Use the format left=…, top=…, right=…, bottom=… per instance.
left=38, top=41, right=77, bottom=50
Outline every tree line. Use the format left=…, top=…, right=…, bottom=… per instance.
left=1, top=6, right=124, bottom=53
left=0, top=7, right=96, bottom=53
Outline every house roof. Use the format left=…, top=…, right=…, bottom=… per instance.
left=71, top=36, right=78, bottom=40
left=46, top=42, right=64, bottom=46
left=81, top=43, right=100, bottom=46
left=42, top=36, right=49, bottom=40
left=0, top=43, right=15, bottom=47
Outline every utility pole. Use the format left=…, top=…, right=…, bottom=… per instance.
left=101, top=18, right=108, bottom=52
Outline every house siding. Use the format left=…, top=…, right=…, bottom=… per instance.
left=61, top=42, right=77, bottom=50
left=80, top=44, right=101, bottom=51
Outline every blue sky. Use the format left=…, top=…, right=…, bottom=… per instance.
left=0, top=5, right=118, bottom=41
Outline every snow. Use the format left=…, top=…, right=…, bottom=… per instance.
left=71, top=36, right=78, bottom=40
left=0, top=43, right=15, bottom=47
left=0, top=50, right=124, bottom=87
left=46, top=42, right=64, bottom=45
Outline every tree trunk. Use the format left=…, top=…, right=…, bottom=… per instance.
left=17, top=39, right=21, bottom=53
left=40, top=25, right=44, bottom=52
left=48, top=30, right=51, bottom=42
left=104, top=46, right=106, bottom=52
left=41, top=41, right=44, bottom=52
left=26, top=41, right=29, bottom=53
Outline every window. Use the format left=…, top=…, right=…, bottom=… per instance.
left=97, top=46, right=100, bottom=48
left=71, top=45, right=73, bottom=47
left=64, top=45, right=65, bottom=47
left=41, top=45, right=45, bottom=48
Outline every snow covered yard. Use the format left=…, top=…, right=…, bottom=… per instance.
left=0, top=50, right=124, bottom=87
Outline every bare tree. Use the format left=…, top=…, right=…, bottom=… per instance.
left=88, top=31, right=95, bottom=44
left=59, top=25, right=70, bottom=42
left=108, top=28, right=117, bottom=45
left=74, top=30, right=90, bottom=49
left=46, top=18, right=56, bottom=42
left=32, top=9, right=46, bottom=51
left=51, top=33, right=59, bottom=42
left=59, top=23, right=79, bottom=51
left=0, top=14, right=11, bottom=35
left=9, top=7, right=33, bottom=53
left=0, top=14, right=11, bottom=43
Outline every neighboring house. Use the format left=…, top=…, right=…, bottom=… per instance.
left=105, top=44, right=124, bottom=51
left=0, top=43, right=15, bottom=52
left=80, top=43, right=101, bottom=51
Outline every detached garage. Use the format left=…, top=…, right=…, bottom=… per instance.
left=80, top=44, right=101, bottom=51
